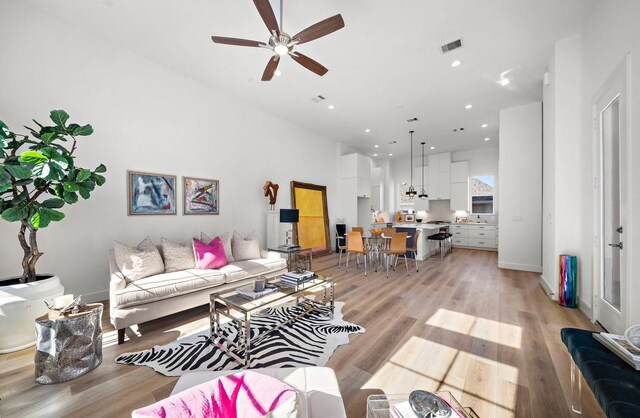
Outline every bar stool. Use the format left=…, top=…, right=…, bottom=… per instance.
left=428, top=233, right=449, bottom=260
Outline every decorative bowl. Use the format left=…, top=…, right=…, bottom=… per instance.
left=370, top=228, right=383, bottom=236
left=625, top=324, right=640, bottom=351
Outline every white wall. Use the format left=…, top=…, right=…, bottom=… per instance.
left=498, top=102, right=542, bottom=272
left=0, top=2, right=339, bottom=301
left=577, top=0, right=640, bottom=325
left=542, top=34, right=583, bottom=300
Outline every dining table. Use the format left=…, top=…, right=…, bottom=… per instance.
left=362, top=234, right=411, bottom=272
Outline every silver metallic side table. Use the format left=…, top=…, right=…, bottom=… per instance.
left=34, top=303, right=103, bottom=384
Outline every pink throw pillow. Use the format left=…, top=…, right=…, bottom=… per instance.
left=132, top=370, right=300, bottom=418
left=193, top=237, right=228, bottom=269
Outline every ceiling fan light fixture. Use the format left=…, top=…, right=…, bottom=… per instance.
left=274, top=44, right=289, bottom=56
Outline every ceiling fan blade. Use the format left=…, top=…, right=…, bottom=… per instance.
left=211, top=36, right=266, bottom=47
left=292, top=14, right=344, bottom=45
left=261, top=56, right=280, bottom=81
left=253, top=0, right=280, bottom=35
left=290, top=52, right=328, bottom=76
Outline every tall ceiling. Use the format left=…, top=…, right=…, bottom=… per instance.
left=22, top=0, right=595, bottom=159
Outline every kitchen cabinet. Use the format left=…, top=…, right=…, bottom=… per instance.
left=427, top=152, right=451, bottom=200
left=339, top=153, right=373, bottom=229
left=450, top=224, right=497, bottom=250
left=450, top=161, right=469, bottom=211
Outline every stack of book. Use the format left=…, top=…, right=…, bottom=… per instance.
left=236, top=284, right=278, bottom=300
left=281, top=271, right=315, bottom=286
left=593, top=332, right=640, bottom=370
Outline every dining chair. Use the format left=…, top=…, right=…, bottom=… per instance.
left=345, top=231, right=368, bottom=276
left=336, top=227, right=348, bottom=268
left=383, top=232, right=408, bottom=277
left=383, top=227, right=396, bottom=237
left=352, top=226, right=364, bottom=235
left=406, top=229, right=420, bottom=272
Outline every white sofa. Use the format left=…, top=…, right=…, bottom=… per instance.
left=109, top=248, right=287, bottom=344
left=163, top=367, right=347, bottom=418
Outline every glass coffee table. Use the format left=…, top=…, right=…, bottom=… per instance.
left=209, top=274, right=334, bottom=368
left=367, top=392, right=479, bottom=418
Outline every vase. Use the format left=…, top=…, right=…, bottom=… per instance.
left=0, top=275, right=64, bottom=353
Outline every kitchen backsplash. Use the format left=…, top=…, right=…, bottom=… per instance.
left=392, top=200, right=498, bottom=225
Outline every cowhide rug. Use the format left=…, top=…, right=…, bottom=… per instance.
left=115, top=302, right=364, bottom=376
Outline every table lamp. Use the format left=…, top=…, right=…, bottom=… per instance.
left=280, top=209, right=299, bottom=247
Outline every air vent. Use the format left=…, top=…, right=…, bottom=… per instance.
left=311, top=95, right=326, bottom=103
left=441, top=38, right=463, bottom=53
left=407, top=117, right=418, bottom=122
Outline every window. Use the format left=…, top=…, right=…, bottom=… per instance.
left=471, top=175, right=494, bottom=214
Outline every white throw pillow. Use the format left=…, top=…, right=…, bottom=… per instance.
left=201, top=231, right=235, bottom=262
left=232, top=230, right=261, bottom=261
left=161, top=237, right=195, bottom=272
left=114, top=237, right=164, bottom=282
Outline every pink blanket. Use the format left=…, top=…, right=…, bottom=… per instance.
left=132, top=371, right=299, bottom=418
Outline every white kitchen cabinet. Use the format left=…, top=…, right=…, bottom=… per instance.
left=451, top=161, right=469, bottom=183
left=450, top=182, right=469, bottom=211
left=450, top=224, right=498, bottom=250
left=339, top=153, right=373, bottom=230
left=427, top=152, right=451, bottom=200
left=357, top=177, right=371, bottom=198
left=449, top=160, right=469, bottom=211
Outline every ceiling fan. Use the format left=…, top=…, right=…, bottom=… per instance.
left=211, top=0, right=345, bottom=81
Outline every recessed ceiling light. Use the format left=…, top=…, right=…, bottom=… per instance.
left=451, top=60, right=461, bottom=67
left=374, top=145, right=379, bottom=148
left=481, top=123, right=488, bottom=128
left=430, top=146, right=435, bottom=150
left=465, top=104, right=473, bottom=109
left=498, top=78, right=510, bottom=86
left=328, top=104, right=335, bottom=110
left=365, top=129, right=371, bottom=133
left=373, top=154, right=378, bottom=157
left=388, top=153, right=393, bottom=156
left=274, top=70, right=282, bottom=77
left=484, top=137, right=491, bottom=141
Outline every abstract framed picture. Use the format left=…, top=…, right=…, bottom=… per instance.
left=183, top=177, right=219, bottom=215
left=127, top=171, right=177, bottom=215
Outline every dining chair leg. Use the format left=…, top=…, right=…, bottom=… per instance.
left=394, top=254, right=399, bottom=270
left=404, top=255, right=409, bottom=276
left=364, top=253, right=367, bottom=276
left=413, top=251, right=419, bottom=272
left=346, top=252, right=351, bottom=272
left=386, top=254, right=390, bottom=278
left=338, top=251, right=343, bottom=268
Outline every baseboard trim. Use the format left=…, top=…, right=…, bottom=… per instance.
left=578, top=297, right=593, bottom=320
left=498, top=262, right=542, bottom=273
left=81, top=289, right=109, bottom=303
left=539, top=276, right=557, bottom=300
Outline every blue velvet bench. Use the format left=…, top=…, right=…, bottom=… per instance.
left=561, top=328, right=640, bottom=417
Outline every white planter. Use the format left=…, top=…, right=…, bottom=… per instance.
left=0, top=275, right=64, bottom=353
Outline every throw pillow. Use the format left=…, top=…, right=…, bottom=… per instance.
left=114, top=237, right=164, bottom=282
left=193, top=237, right=228, bottom=269
left=201, top=231, right=234, bottom=262
left=131, top=370, right=299, bottom=418
left=161, top=238, right=195, bottom=272
left=232, top=230, right=261, bottom=261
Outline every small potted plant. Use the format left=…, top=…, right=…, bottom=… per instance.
left=0, top=110, right=107, bottom=353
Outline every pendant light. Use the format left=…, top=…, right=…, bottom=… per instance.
left=406, top=131, right=417, bottom=198
left=419, top=142, right=428, bottom=199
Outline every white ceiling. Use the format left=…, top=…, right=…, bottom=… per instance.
left=23, top=0, right=595, bottom=159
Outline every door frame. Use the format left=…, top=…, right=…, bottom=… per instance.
left=592, top=54, right=630, bottom=334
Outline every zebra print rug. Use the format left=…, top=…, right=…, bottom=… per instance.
left=115, top=302, right=364, bottom=376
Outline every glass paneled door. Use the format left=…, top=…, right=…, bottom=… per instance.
left=594, top=59, right=628, bottom=335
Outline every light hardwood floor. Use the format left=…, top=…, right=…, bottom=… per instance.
left=0, top=249, right=605, bottom=418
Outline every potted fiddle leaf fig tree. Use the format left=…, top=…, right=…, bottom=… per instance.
left=0, top=110, right=107, bottom=353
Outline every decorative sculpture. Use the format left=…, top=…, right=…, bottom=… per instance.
left=263, top=181, right=279, bottom=210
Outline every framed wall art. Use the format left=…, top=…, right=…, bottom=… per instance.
left=291, top=181, right=331, bottom=256
left=127, top=171, right=177, bottom=215
left=183, top=177, right=219, bottom=215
